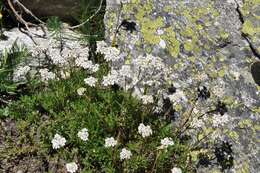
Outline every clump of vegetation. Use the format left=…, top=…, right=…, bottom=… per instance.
left=0, top=44, right=191, bottom=172
left=0, top=37, right=234, bottom=172
left=0, top=0, right=235, bottom=172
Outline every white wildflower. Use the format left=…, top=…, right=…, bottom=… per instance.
left=212, top=113, right=229, bottom=127
left=13, top=65, right=30, bottom=81
left=119, top=65, right=132, bottom=78
left=77, top=87, right=86, bottom=96
left=120, top=0, right=131, bottom=4
left=96, top=40, right=107, bottom=54
left=90, top=64, right=100, bottom=73
left=159, top=137, right=174, bottom=149
left=193, top=108, right=200, bottom=114
left=103, top=47, right=121, bottom=62
left=143, top=80, right=161, bottom=87
left=97, top=41, right=121, bottom=62
left=140, top=95, right=154, bottom=104
left=75, top=56, right=87, bottom=66
left=168, top=90, right=187, bottom=103
left=102, top=70, right=119, bottom=86
left=77, top=128, right=89, bottom=141
left=62, top=47, right=77, bottom=58
left=138, top=123, right=152, bottom=138
left=78, top=47, right=89, bottom=58
left=84, top=77, right=97, bottom=87
left=66, top=162, right=78, bottom=173
left=120, top=148, right=132, bottom=160
left=74, top=48, right=96, bottom=72
left=75, top=57, right=93, bottom=69
left=227, top=0, right=236, bottom=4
left=171, top=167, right=182, bottom=173
left=51, top=134, right=66, bottom=149
left=104, top=137, right=117, bottom=148
left=39, top=69, right=55, bottom=82
left=50, top=49, right=68, bottom=65
left=211, top=80, right=226, bottom=97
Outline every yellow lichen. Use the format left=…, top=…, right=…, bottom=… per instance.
left=228, top=131, right=239, bottom=141
left=238, top=119, right=253, bottom=128
left=242, top=20, right=256, bottom=36
left=162, top=27, right=180, bottom=57
left=184, top=40, right=194, bottom=52
left=236, top=161, right=250, bottom=173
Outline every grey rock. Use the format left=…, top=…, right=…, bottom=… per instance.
left=105, top=0, right=260, bottom=172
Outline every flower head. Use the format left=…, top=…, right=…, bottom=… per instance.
left=39, top=68, right=55, bottom=82
left=77, top=87, right=86, bottom=96
left=158, top=137, right=174, bottom=149
left=13, top=66, right=30, bottom=82
left=51, top=134, right=66, bottom=149
left=102, top=70, right=119, bottom=87
left=66, top=162, right=78, bottom=173
left=212, top=113, right=229, bottom=127
left=103, top=47, right=121, bottom=62
left=171, top=167, right=182, bottom=173
left=84, top=77, right=97, bottom=87
left=138, top=123, right=152, bottom=138
left=77, top=128, right=89, bottom=141
left=105, top=137, right=117, bottom=148
left=168, top=90, right=187, bottom=104
left=140, top=95, right=154, bottom=104
left=120, top=148, right=132, bottom=160
left=96, top=40, right=107, bottom=54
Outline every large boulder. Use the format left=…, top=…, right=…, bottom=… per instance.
left=104, top=0, right=260, bottom=172
left=19, top=0, right=82, bottom=20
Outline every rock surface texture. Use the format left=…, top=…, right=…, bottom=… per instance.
left=105, top=0, right=260, bottom=172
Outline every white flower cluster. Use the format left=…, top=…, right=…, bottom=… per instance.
left=33, top=40, right=91, bottom=68
left=97, top=49, right=174, bottom=106
left=77, top=128, right=89, bottom=141
left=104, top=137, right=117, bottom=148
left=102, top=69, right=120, bottom=87
left=119, top=0, right=131, bottom=4
left=96, top=41, right=121, bottom=62
left=77, top=87, right=86, bottom=96
left=32, top=39, right=99, bottom=82
left=13, top=65, right=30, bottom=82
left=39, top=68, right=56, bottom=82
left=84, top=76, right=98, bottom=87
left=168, top=89, right=187, bottom=104
left=140, top=95, right=154, bottom=104
left=171, top=167, right=182, bottom=173
left=51, top=134, right=66, bottom=149
left=119, top=65, right=132, bottom=78
left=75, top=50, right=99, bottom=72
left=158, top=137, right=174, bottom=149
left=138, top=123, right=153, bottom=138
left=66, top=162, right=78, bottom=173
left=52, top=129, right=89, bottom=150
left=120, top=148, right=132, bottom=160
left=212, top=113, right=229, bottom=127
left=49, top=48, right=70, bottom=66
